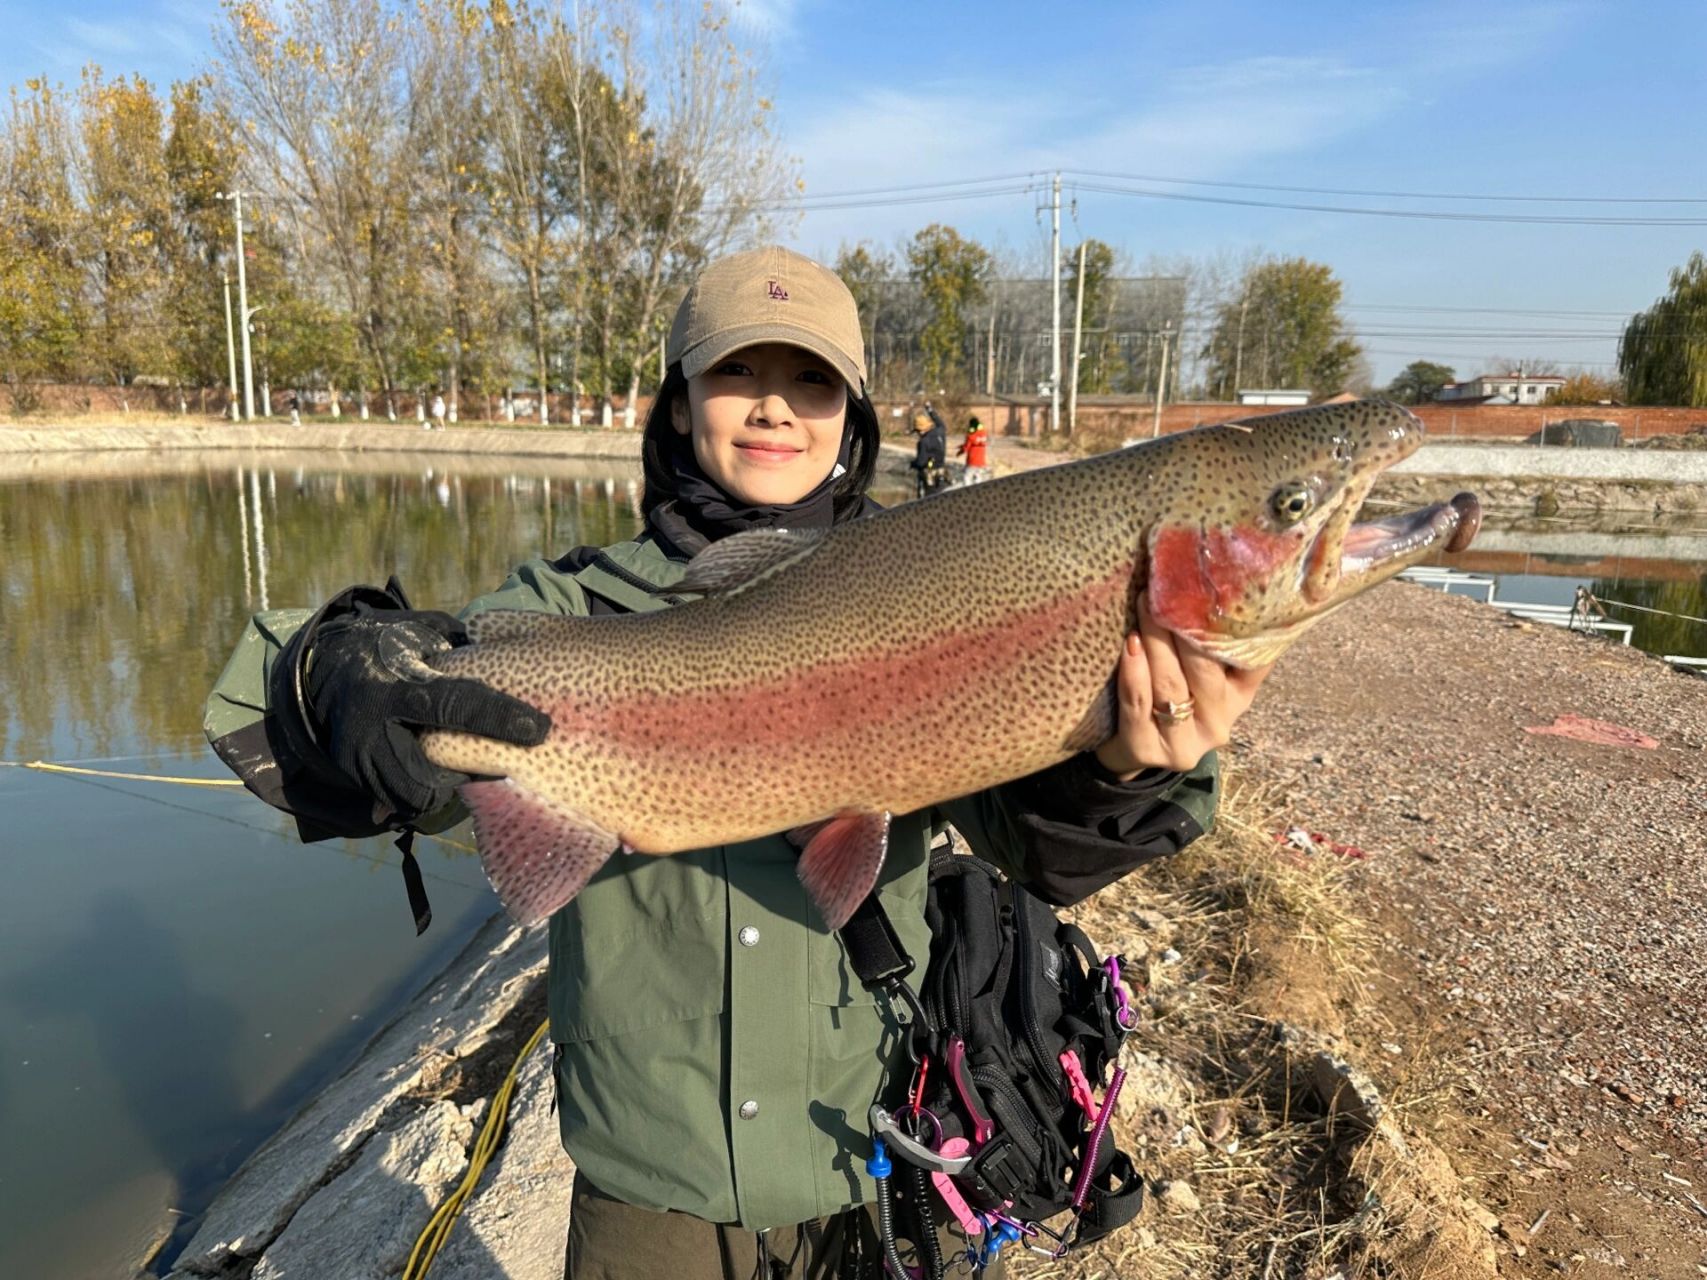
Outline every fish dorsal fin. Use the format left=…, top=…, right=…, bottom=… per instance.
left=676, top=528, right=825, bottom=596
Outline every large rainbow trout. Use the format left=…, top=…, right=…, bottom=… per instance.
left=423, top=400, right=1478, bottom=929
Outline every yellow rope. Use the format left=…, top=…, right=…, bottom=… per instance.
left=3, top=757, right=479, bottom=855
left=3, top=759, right=244, bottom=787
left=403, top=1017, right=552, bottom=1280
left=13, top=751, right=530, bottom=1272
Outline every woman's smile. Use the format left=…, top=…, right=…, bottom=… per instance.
left=735, top=439, right=806, bottom=462
left=673, top=342, right=849, bottom=505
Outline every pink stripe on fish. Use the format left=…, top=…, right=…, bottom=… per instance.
left=552, top=564, right=1135, bottom=754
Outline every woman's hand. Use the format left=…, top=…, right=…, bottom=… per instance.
left=1094, top=594, right=1274, bottom=778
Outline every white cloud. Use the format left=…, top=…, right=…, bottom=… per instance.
left=65, top=18, right=141, bottom=54
left=784, top=54, right=1410, bottom=251
left=727, top=0, right=802, bottom=39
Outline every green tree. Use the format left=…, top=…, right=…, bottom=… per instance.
left=834, top=241, right=893, bottom=386
left=1202, top=256, right=1361, bottom=399
left=77, top=69, right=180, bottom=393
left=1384, top=360, right=1456, bottom=405
left=1067, top=239, right=1121, bottom=394
left=906, top=224, right=991, bottom=390
left=159, top=77, right=249, bottom=394
left=0, top=79, right=85, bottom=403
left=1551, top=370, right=1622, bottom=406
left=1620, top=252, right=1707, bottom=406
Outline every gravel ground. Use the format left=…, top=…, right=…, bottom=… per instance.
left=1233, top=583, right=1707, bottom=1267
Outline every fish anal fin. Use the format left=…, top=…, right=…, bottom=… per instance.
left=459, top=779, right=618, bottom=926
left=795, top=810, right=890, bottom=930
left=677, top=529, right=824, bottom=595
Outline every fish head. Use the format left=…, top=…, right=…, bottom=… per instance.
left=1144, top=400, right=1480, bottom=669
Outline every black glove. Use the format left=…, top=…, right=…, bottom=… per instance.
left=305, top=607, right=551, bottom=824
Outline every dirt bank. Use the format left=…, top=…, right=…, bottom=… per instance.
left=1237, top=585, right=1707, bottom=1276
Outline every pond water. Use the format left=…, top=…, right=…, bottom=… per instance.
left=1428, top=518, right=1707, bottom=660
left=0, top=455, right=1701, bottom=1278
left=0, top=455, right=660, bottom=1279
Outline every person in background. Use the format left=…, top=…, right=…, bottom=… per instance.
left=909, top=405, right=947, bottom=498
left=430, top=391, right=448, bottom=431
left=957, top=414, right=989, bottom=484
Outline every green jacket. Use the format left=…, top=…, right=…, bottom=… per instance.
left=205, top=530, right=1220, bottom=1230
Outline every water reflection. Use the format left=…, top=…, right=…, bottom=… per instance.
left=1433, top=514, right=1707, bottom=659
left=0, top=454, right=642, bottom=1277
left=0, top=456, right=643, bottom=763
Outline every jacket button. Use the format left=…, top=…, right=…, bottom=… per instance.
left=738, top=1099, right=759, bottom=1120
left=738, top=926, right=761, bottom=948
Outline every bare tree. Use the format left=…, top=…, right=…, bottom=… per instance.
left=412, top=1, right=498, bottom=421
left=483, top=0, right=571, bottom=422
left=216, top=0, right=427, bottom=419
left=569, top=1, right=797, bottom=425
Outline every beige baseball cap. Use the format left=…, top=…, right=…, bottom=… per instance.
left=666, top=246, right=867, bottom=393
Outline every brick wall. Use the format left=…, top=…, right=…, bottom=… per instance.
left=17, top=381, right=1707, bottom=442
left=876, top=397, right=1707, bottom=448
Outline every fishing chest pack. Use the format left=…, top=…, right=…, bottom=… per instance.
left=840, top=850, right=1147, bottom=1277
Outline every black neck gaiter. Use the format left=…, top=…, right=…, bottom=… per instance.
left=649, top=429, right=854, bottom=555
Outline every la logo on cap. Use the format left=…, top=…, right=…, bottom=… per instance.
left=766, top=280, right=790, bottom=302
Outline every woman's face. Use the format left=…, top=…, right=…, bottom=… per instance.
left=672, top=342, right=848, bottom=506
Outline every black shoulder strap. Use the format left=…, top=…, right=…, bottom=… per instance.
left=837, top=894, right=914, bottom=988
left=1075, top=1151, right=1148, bottom=1247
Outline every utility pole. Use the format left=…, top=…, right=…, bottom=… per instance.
left=1231, top=291, right=1249, bottom=401
left=216, top=191, right=257, bottom=421
left=1068, top=241, right=1086, bottom=435
left=1049, top=173, right=1061, bottom=433
left=1152, top=322, right=1172, bottom=438
left=222, top=274, right=240, bottom=422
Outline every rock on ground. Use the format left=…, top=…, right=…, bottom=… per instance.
left=250, top=1102, right=473, bottom=1280
left=426, top=1046, right=575, bottom=1280
left=165, top=913, right=547, bottom=1276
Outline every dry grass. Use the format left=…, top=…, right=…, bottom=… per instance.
left=999, top=773, right=1495, bottom=1280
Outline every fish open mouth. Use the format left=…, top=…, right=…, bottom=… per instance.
left=1341, top=491, right=1482, bottom=575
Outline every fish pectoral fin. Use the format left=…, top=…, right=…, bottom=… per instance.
left=676, top=528, right=825, bottom=595
left=458, top=778, right=619, bottom=927
left=793, top=810, right=891, bottom=931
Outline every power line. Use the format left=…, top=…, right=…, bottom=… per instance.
left=1358, top=347, right=1622, bottom=368
left=1342, top=303, right=1636, bottom=319
left=1065, top=167, right=1707, bottom=206
left=1066, top=180, right=1707, bottom=227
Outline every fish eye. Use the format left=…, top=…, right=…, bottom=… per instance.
left=1269, top=485, right=1315, bottom=524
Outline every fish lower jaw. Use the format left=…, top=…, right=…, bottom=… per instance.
left=1340, top=493, right=1477, bottom=576
left=1178, top=615, right=1328, bottom=671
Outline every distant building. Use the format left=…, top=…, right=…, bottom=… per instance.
left=1435, top=373, right=1565, bottom=406
left=1236, top=388, right=1311, bottom=406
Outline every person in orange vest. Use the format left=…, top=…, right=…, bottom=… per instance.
left=957, top=414, right=989, bottom=484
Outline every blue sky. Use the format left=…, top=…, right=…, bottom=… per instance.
left=6, top=0, right=1706, bottom=383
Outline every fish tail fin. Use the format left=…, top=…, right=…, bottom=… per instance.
left=792, top=811, right=891, bottom=930
left=459, top=778, right=619, bottom=926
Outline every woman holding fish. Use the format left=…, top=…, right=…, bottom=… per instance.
left=205, top=246, right=1270, bottom=1278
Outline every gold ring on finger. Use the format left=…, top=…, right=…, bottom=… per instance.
left=1152, top=698, right=1196, bottom=725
